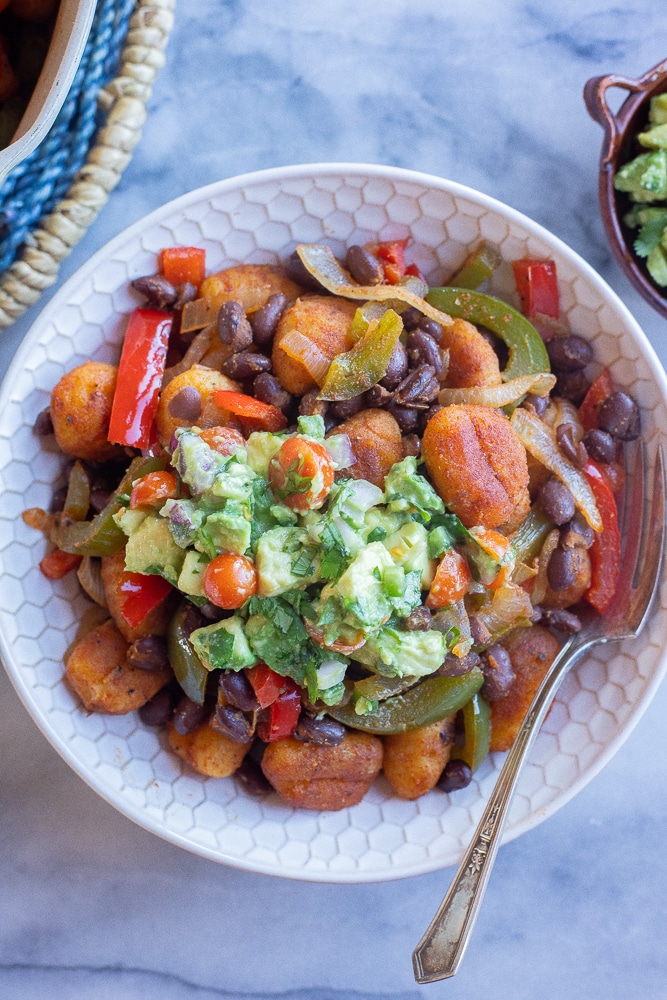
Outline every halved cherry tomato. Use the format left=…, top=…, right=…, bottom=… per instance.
left=213, top=390, right=287, bottom=433
left=268, top=435, right=334, bottom=510
left=39, top=550, right=82, bottom=580
left=425, top=548, right=471, bottom=608
left=203, top=552, right=257, bottom=609
left=198, top=425, right=246, bottom=455
left=512, top=259, right=559, bottom=320
left=256, top=676, right=301, bottom=742
left=119, top=572, right=173, bottom=628
left=161, top=247, right=206, bottom=288
left=370, top=238, right=408, bottom=284
left=578, top=368, right=614, bottom=431
left=129, top=470, right=179, bottom=509
left=246, top=663, right=286, bottom=708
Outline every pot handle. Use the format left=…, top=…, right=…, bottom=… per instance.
left=584, top=60, right=667, bottom=165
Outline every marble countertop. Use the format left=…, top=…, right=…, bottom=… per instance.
left=2, top=1, right=667, bottom=997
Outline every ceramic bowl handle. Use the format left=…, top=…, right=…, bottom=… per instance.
left=584, top=60, right=667, bottom=166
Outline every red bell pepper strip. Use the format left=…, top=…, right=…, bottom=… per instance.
left=119, top=572, right=173, bottom=628
left=39, top=550, right=82, bottom=580
left=512, top=259, right=560, bottom=320
left=245, top=663, right=286, bottom=708
left=256, top=676, right=301, bottom=742
left=108, top=309, right=172, bottom=449
left=583, top=459, right=621, bottom=613
left=213, top=389, right=287, bottom=433
left=161, top=247, right=206, bottom=288
left=404, top=262, right=426, bottom=281
left=578, top=368, right=614, bottom=431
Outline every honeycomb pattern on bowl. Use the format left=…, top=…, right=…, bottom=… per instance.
left=1, top=165, right=666, bottom=883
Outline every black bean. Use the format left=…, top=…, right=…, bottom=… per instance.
left=546, top=546, right=577, bottom=591
left=299, top=389, right=328, bottom=418
left=49, top=486, right=67, bottom=514
left=293, top=714, right=346, bottom=746
left=250, top=293, right=287, bottom=347
left=540, top=608, right=582, bottom=634
left=523, top=393, right=548, bottom=418
left=132, top=274, right=178, bottom=310
left=211, top=703, right=254, bottom=743
left=89, top=488, right=112, bottom=513
left=438, top=759, right=473, bottom=793
left=253, top=372, right=293, bottom=411
left=401, top=433, right=421, bottom=458
left=33, top=408, right=53, bottom=436
left=220, top=671, right=259, bottom=712
left=172, top=696, right=209, bottom=735
left=221, top=351, right=272, bottom=380
left=417, top=403, right=444, bottom=435
left=417, top=317, right=443, bottom=342
left=538, top=477, right=576, bottom=525
left=469, top=615, right=492, bottom=648
left=555, top=370, right=591, bottom=405
left=139, top=687, right=174, bottom=726
left=330, top=395, right=364, bottom=421
left=126, top=636, right=170, bottom=672
left=285, top=250, right=324, bottom=290
left=364, top=384, right=393, bottom=408
left=400, top=307, right=423, bottom=331
left=407, top=330, right=445, bottom=378
left=346, top=245, right=383, bottom=285
left=394, top=364, right=440, bottom=408
left=379, top=340, right=408, bottom=390
left=560, top=511, right=595, bottom=550
left=386, top=399, right=420, bottom=432
left=597, top=391, right=641, bottom=441
left=235, top=756, right=272, bottom=796
left=436, top=651, right=481, bottom=678
left=480, top=643, right=515, bottom=701
left=556, top=422, right=588, bottom=469
left=546, top=334, right=593, bottom=372
left=216, top=301, right=253, bottom=352
left=583, top=428, right=615, bottom=463
left=199, top=602, right=227, bottom=620
left=167, top=385, right=202, bottom=422
left=403, top=605, right=433, bottom=631
left=173, top=282, right=198, bottom=309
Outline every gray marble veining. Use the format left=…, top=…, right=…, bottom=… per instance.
left=2, top=1, right=667, bottom=998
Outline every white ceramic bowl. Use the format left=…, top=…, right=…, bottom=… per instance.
left=0, top=0, right=97, bottom=182
left=1, top=164, right=666, bottom=883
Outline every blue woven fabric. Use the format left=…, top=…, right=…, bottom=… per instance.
left=0, top=0, right=137, bottom=272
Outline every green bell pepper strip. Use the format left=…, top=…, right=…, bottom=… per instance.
left=318, top=308, right=404, bottom=401
left=457, top=692, right=491, bottom=771
left=167, top=600, right=209, bottom=705
left=447, top=241, right=502, bottom=289
left=425, top=286, right=550, bottom=381
left=509, top=504, right=554, bottom=567
left=62, top=460, right=91, bottom=522
left=327, top=667, right=483, bottom=735
left=50, top=455, right=167, bottom=557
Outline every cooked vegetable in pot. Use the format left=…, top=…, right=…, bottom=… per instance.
left=24, top=235, right=639, bottom=810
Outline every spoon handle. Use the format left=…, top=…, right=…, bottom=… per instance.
left=412, top=638, right=583, bottom=984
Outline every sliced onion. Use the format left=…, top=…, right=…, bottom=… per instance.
left=77, top=556, right=108, bottom=608
left=277, top=329, right=330, bottom=385
left=529, top=527, right=560, bottom=606
left=324, top=432, right=356, bottom=470
left=474, top=582, right=534, bottom=638
left=511, top=407, right=602, bottom=532
left=162, top=326, right=214, bottom=387
left=438, top=372, right=556, bottom=408
left=296, top=243, right=455, bottom=330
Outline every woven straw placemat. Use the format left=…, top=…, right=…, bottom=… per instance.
left=0, top=0, right=175, bottom=330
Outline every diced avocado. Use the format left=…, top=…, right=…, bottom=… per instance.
left=364, top=505, right=410, bottom=540
left=329, top=541, right=395, bottom=629
left=176, top=550, right=209, bottom=598
left=245, top=431, right=284, bottom=476
left=296, top=414, right=326, bottom=439
left=209, top=456, right=258, bottom=502
left=647, top=243, right=667, bottom=286
left=172, top=429, right=230, bottom=494
left=614, top=150, right=667, bottom=202
left=202, top=499, right=252, bottom=555
left=638, top=122, right=667, bottom=151
left=124, top=513, right=186, bottom=586
left=650, top=94, right=667, bottom=126
left=189, top=616, right=257, bottom=671
left=354, top=625, right=448, bottom=678
left=161, top=498, right=206, bottom=548
left=383, top=520, right=436, bottom=587
left=384, top=456, right=445, bottom=517
left=113, top=506, right=148, bottom=537
left=255, top=526, right=319, bottom=596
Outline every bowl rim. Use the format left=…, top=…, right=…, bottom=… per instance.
left=3, top=161, right=667, bottom=882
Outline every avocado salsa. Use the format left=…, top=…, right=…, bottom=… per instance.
left=27, top=237, right=637, bottom=810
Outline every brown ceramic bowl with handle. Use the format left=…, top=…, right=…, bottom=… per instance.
left=584, top=58, right=667, bottom=319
